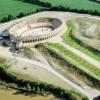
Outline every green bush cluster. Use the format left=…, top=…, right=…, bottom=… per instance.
left=22, top=0, right=100, bottom=16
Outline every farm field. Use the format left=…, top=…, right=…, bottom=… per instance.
left=0, top=0, right=40, bottom=19
left=41, top=0, right=100, bottom=12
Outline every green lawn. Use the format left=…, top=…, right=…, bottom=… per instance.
left=0, top=0, right=40, bottom=19
left=41, top=0, right=100, bottom=12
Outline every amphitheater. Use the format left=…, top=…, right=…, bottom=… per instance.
left=8, top=17, right=65, bottom=48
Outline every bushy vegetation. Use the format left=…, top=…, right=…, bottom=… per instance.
left=63, top=21, right=100, bottom=61
left=20, top=48, right=33, bottom=58
left=39, top=43, right=100, bottom=89
left=0, top=64, right=83, bottom=100
left=20, top=0, right=51, bottom=8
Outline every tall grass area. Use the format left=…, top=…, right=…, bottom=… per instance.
left=0, top=57, right=6, bottom=64
left=43, top=43, right=100, bottom=81
left=0, top=0, right=40, bottom=20
left=63, top=21, right=100, bottom=61
left=41, top=0, right=100, bottom=12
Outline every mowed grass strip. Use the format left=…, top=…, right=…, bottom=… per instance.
left=63, top=21, right=100, bottom=61
left=43, top=43, right=100, bottom=80
left=0, top=0, right=41, bottom=19
left=41, top=0, right=100, bottom=12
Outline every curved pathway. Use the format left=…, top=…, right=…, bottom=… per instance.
left=16, top=57, right=100, bottom=100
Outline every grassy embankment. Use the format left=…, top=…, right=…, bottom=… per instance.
left=63, top=21, right=100, bottom=61
left=43, top=43, right=100, bottom=80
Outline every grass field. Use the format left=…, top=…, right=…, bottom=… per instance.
left=0, top=0, right=40, bottom=19
left=41, top=0, right=100, bottom=12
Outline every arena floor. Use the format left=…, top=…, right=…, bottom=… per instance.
left=21, top=26, right=53, bottom=37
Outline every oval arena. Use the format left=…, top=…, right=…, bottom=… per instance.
left=8, top=17, right=65, bottom=48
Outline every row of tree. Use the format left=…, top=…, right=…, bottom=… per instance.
left=89, top=0, right=100, bottom=3
left=1, top=7, right=100, bottom=23
left=0, top=64, right=87, bottom=100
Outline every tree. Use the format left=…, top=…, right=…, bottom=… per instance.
left=26, top=83, right=31, bottom=91
left=17, top=12, right=25, bottom=18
